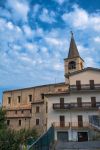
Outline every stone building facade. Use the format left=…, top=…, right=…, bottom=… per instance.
left=3, top=83, right=67, bottom=133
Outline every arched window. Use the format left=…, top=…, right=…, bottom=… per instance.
left=68, top=61, right=76, bottom=70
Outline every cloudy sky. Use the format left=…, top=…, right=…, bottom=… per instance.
left=0, top=0, right=100, bottom=102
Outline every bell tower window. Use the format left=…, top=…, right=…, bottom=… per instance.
left=68, top=61, right=76, bottom=70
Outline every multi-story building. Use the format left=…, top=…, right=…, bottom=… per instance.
left=3, top=82, right=67, bottom=133
left=45, top=33, right=100, bottom=141
left=2, top=33, right=100, bottom=141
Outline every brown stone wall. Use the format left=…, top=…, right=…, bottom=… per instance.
left=3, top=83, right=66, bottom=131
left=7, top=118, right=31, bottom=130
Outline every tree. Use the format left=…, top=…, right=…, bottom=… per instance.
left=0, top=106, right=38, bottom=149
left=0, top=107, right=6, bottom=130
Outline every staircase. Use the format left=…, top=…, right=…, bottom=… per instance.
left=54, top=141, right=100, bottom=150
left=89, top=116, right=100, bottom=131
left=28, top=126, right=54, bottom=150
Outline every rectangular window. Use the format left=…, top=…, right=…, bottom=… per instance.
left=91, top=97, right=96, bottom=107
left=60, top=115, right=65, bottom=127
left=41, top=93, right=44, bottom=99
left=7, top=120, right=10, bottom=126
left=76, top=80, right=81, bottom=90
left=29, top=95, right=32, bottom=102
left=36, top=106, right=40, bottom=113
left=30, top=109, right=32, bottom=113
left=78, top=115, right=83, bottom=127
left=77, top=97, right=82, bottom=107
left=8, top=97, right=11, bottom=104
left=18, top=96, right=21, bottom=103
left=19, top=120, right=21, bottom=126
left=36, top=119, right=39, bottom=125
left=90, top=80, right=95, bottom=89
left=60, top=98, right=64, bottom=108
left=21, top=110, right=24, bottom=114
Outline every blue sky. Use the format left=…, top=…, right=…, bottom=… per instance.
left=0, top=0, right=100, bottom=102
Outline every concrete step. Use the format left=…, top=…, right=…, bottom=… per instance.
left=54, top=141, right=100, bottom=150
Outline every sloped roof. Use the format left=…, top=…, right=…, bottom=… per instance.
left=3, top=82, right=65, bottom=93
left=67, top=67, right=100, bottom=76
left=68, top=33, right=80, bottom=58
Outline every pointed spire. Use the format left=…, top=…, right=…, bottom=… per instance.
left=68, top=31, right=80, bottom=58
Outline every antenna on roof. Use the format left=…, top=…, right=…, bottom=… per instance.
left=55, top=78, right=56, bottom=84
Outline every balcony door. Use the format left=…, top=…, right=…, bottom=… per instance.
left=90, top=80, right=94, bottom=89
left=76, top=80, right=81, bottom=90
left=78, top=115, right=83, bottom=127
left=77, top=97, right=82, bottom=107
left=91, top=97, right=96, bottom=107
left=60, top=98, right=64, bottom=109
left=60, top=115, right=65, bottom=127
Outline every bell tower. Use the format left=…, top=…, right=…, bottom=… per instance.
left=64, top=32, right=84, bottom=78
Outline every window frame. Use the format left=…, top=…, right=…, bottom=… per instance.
left=36, top=118, right=39, bottom=125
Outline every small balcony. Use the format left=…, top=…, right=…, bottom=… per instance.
left=53, top=122, right=89, bottom=129
left=70, top=84, right=100, bottom=92
left=6, top=114, right=32, bottom=118
left=53, top=102, right=100, bottom=110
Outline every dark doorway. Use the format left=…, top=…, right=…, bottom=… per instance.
left=60, top=116, right=65, bottom=127
left=78, top=132, right=88, bottom=142
left=57, top=131, right=68, bottom=141
left=91, top=97, right=96, bottom=107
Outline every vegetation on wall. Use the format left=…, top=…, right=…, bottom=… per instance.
left=0, top=107, right=38, bottom=150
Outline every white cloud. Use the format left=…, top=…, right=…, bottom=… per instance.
left=34, top=27, right=44, bottom=37
left=7, top=22, right=14, bottom=30
left=32, top=4, right=40, bottom=17
left=91, top=15, right=100, bottom=31
left=7, top=0, right=30, bottom=22
left=54, top=0, right=66, bottom=5
left=53, top=63, right=63, bottom=71
left=45, top=37, right=63, bottom=45
left=62, top=5, right=88, bottom=29
left=13, top=45, right=21, bottom=51
left=62, top=5, right=100, bottom=31
left=85, top=57, right=95, bottom=67
left=41, top=47, right=48, bottom=53
left=94, top=37, right=100, bottom=43
left=25, top=43, right=34, bottom=50
left=39, top=8, right=56, bottom=24
left=24, top=43, right=38, bottom=53
left=77, top=44, right=90, bottom=56
left=23, top=25, right=33, bottom=37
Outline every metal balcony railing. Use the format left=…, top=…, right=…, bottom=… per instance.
left=70, top=84, right=100, bottom=91
left=53, top=102, right=100, bottom=110
left=53, top=122, right=89, bottom=128
left=89, top=116, right=100, bottom=130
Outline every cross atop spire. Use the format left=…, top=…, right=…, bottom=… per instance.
left=70, top=31, right=73, bottom=37
left=68, top=32, right=80, bottom=59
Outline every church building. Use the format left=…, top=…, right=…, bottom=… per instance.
left=2, top=33, right=100, bottom=141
